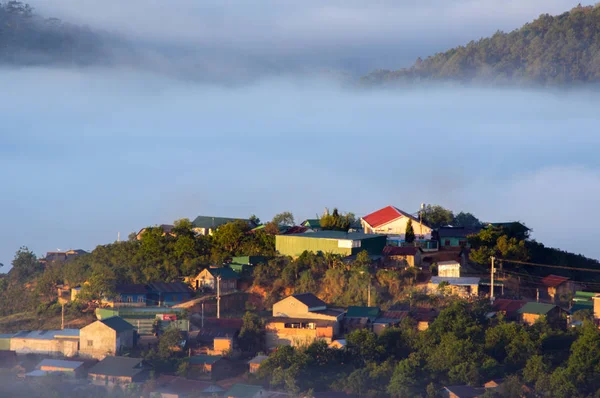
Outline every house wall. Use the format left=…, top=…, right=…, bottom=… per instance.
left=249, top=363, right=260, bottom=374
left=276, top=236, right=351, bottom=257
left=79, top=322, right=117, bottom=360
left=521, top=313, right=542, bottom=326
left=0, top=338, right=10, bottom=351
left=265, top=322, right=334, bottom=349
left=351, top=236, right=387, bottom=256
left=194, top=271, right=237, bottom=293
left=438, top=263, right=461, bottom=278
left=363, top=217, right=432, bottom=239
left=214, top=338, right=232, bottom=355
left=439, top=237, right=469, bottom=248
left=427, top=283, right=478, bottom=297
left=10, top=338, right=79, bottom=357
left=89, top=374, right=133, bottom=387
left=272, top=297, right=311, bottom=318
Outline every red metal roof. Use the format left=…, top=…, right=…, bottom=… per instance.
left=492, top=299, right=526, bottom=314
left=540, top=275, right=570, bottom=288
left=382, top=246, right=419, bottom=256
left=362, top=206, right=418, bottom=228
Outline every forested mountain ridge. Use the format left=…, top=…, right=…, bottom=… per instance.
left=363, top=5, right=600, bottom=85
left=0, top=1, right=108, bottom=65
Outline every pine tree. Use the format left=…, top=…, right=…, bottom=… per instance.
left=405, top=219, right=416, bottom=243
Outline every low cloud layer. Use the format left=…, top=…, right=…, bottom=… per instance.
left=1, top=67, right=599, bottom=268
left=25, top=0, right=596, bottom=79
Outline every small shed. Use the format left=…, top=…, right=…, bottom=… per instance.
left=517, top=302, right=563, bottom=326
left=428, top=276, right=480, bottom=297
left=248, top=355, right=269, bottom=374
left=437, top=261, right=461, bottom=278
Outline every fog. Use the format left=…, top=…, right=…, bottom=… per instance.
left=1, top=66, right=600, bottom=269
left=1, top=0, right=599, bottom=269
left=24, top=0, right=597, bottom=79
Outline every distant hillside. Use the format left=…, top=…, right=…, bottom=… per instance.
left=363, top=5, right=600, bottom=85
left=0, top=1, right=107, bottom=65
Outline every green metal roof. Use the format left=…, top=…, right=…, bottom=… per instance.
left=574, top=291, right=597, bottom=301
left=346, top=306, right=381, bottom=320
left=100, top=316, right=135, bottom=333
left=286, top=231, right=384, bottom=240
left=517, top=302, right=556, bottom=315
left=570, top=303, right=593, bottom=314
left=231, top=256, right=268, bottom=265
left=207, top=267, right=240, bottom=280
left=225, top=384, right=263, bottom=398
left=302, top=219, right=322, bottom=228
left=188, top=355, right=222, bottom=365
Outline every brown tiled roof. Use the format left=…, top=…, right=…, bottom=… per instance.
left=540, top=275, right=570, bottom=288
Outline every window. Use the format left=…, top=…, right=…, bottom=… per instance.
left=459, top=240, right=467, bottom=247
left=137, top=296, right=145, bottom=303
left=87, top=340, right=93, bottom=347
left=444, top=240, right=451, bottom=246
left=127, top=296, right=133, bottom=303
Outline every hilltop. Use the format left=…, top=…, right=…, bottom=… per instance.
left=363, top=5, right=600, bottom=86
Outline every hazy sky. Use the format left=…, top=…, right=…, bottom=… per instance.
left=1, top=0, right=598, bottom=270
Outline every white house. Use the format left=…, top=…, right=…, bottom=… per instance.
left=437, top=261, right=461, bottom=278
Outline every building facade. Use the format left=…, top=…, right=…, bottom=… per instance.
left=79, top=317, right=135, bottom=360
left=275, top=231, right=387, bottom=257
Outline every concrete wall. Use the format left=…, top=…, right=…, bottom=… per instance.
left=438, top=263, right=461, bottom=278
left=363, top=217, right=432, bottom=239
left=10, top=338, right=79, bottom=357
left=79, top=322, right=117, bottom=359
left=272, top=296, right=311, bottom=318
left=265, top=322, right=334, bottom=349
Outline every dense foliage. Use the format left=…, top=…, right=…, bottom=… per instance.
left=363, top=5, right=600, bottom=85
left=0, top=1, right=107, bottom=65
left=255, top=299, right=600, bottom=398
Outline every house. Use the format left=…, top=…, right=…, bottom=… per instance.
left=88, top=356, right=147, bottom=386
left=192, top=267, right=240, bottom=293
left=344, top=306, right=381, bottom=333
left=27, top=359, right=86, bottom=378
left=266, top=293, right=344, bottom=349
left=436, top=227, right=480, bottom=248
left=228, top=256, right=269, bottom=273
left=136, top=224, right=175, bottom=240
left=147, top=282, right=193, bottom=307
left=105, top=284, right=149, bottom=308
left=191, top=318, right=242, bottom=354
left=301, top=219, right=322, bottom=231
left=213, top=337, right=233, bottom=355
left=275, top=231, right=387, bottom=257
left=248, top=355, right=269, bottom=374
left=0, top=334, right=13, bottom=351
left=42, top=249, right=88, bottom=264
left=148, top=375, right=224, bottom=398
left=412, top=308, right=438, bottom=331
left=517, top=302, right=564, bottom=326
left=10, top=329, right=80, bottom=357
left=382, top=246, right=422, bottom=268
left=79, top=316, right=136, bottom=359
left=539, top=275, right=575, bottom=304
left=491, top=299, right=526, bottom=321
left=282, top=226, right=310, bottom=235
left=329, top=339, right=347, bottom=349
left=428, top=276, right=480, bottom=297
left=95, top=307, right=188, bottom=335
left=225, top=384, right=266, bottom=398
left=361, top=206, right=432, bottom=240
left=442, top=385, right=486, bottom=398
left=437, top=261, right=462, bottom=278
left=192, top=216, right=257, bottom=236
left=372, top=311, right=408, bottom=335
left=187, top=355, right=228, bottom=377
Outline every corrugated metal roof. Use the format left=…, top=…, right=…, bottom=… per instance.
left=285, top=231, right=385, bottom=240
left=115, top=284, right=148, bottom=295
left=517, top=302, right=557, bottom=315
left=100, top=317, right=135, bottom=333
left=362, top=206, right=420, bottom=228
left=225, top=384, right=263, bottom=398
left=437, top=227, right=481, bottom=238
left=148, top=282, right=192, bottom=293
left=540, top=275, right=570, bottom=288
left=346, top=306, right=381, bottom=320
left=206, top=267, right=240, bottom=280
left=12, top=329, right=79, bottom=340
left=430, top=276, right=480, bottom=286
left=292, top=293, right=326, bottom=308
left=25, top=370, right=49, bottom=377
left=38, top=359, right=84, bottom=370
left=248, top=355, right=269, bottom=365
left=88, top=356, right=144, bottom=377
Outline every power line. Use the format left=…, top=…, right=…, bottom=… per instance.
left=500, top=269, right=600, bottom=288
left=496, top=258, right=600, bottom=274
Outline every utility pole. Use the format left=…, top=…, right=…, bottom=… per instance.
left=216, top=276, right=221, bottom=319
left=490, top=256, right=495, bottom=303
left=367, top=282, right=371, bottom=307
left=201, top=302, right=205, bottom=327
left=61, top=303, right=65, bottom=330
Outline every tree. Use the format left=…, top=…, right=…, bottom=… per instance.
left=10, top=246, right=41, bottom=281
left=453, top=212, right=482, bottom=228
left=212, top=220, right=250, bottom=255
left=249, top=214, right=261, bottom=225
left=238, top=312, right=264, bottom=355
left=321, top=207, right=355, bottom=231
left=158, top=324, right=183, bottom=359
left=272, top=212, right=295, bottom=227
left=421, top=205, right=454, bottom=229
left=405, top=219, right=415, bottom=243
left=346, top=368, right=370, bottom=397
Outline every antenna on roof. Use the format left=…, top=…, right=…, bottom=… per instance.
left=117, top=232, right=120, bottom=242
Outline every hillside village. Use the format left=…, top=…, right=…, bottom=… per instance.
left=1, top=204, right=600, bottom=398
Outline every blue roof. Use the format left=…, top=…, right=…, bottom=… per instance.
left=38, top=359, right=84, bottom=370
left=12, top=329, right=79, bottom=340
left=0, top=334, right=15, bottom=339
left=25, top=370, right=49, bottom=377
left=430, top=276, right=481, bottom=286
